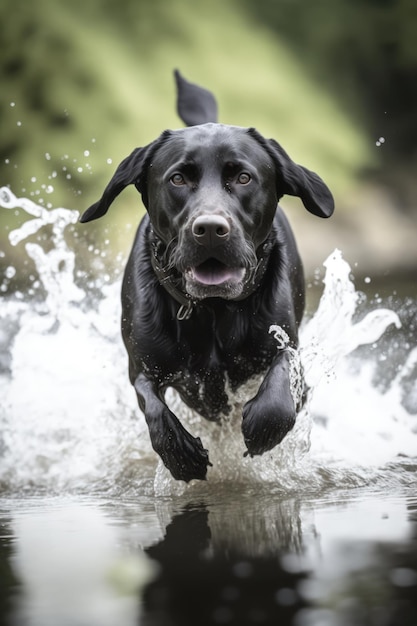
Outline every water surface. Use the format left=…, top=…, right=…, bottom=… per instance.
left=0, top=188, right=416, bottom=625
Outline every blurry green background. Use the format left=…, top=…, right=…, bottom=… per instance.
left=1, top=0, right=417, bottom=283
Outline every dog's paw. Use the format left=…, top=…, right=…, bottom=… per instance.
left=241, top=388, right=296, bottom=457
left=149, top=409, right=211, bottom=482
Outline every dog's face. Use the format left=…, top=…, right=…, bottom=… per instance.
left=146, top=124, right=278, bottom=300
left=80, top=123, right=334, bottom=301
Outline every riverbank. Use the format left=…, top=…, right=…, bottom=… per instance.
left=287, top=182, right=417, bottom=281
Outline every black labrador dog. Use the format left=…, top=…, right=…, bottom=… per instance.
left=80, top=71, right=334, bottom=482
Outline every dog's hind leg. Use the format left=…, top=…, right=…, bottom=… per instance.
left=134, top=373, right=211, bottom=482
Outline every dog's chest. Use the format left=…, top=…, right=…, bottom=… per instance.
left=171, top=327, right=273, bottom=421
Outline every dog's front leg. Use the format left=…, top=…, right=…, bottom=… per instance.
left=134, top=373, right=211, bottom=482
left=242, top=350, right=298, bottom=457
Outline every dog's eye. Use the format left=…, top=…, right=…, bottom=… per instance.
left=237, top=172, right=251, bottom=185
left=170, top=173, right=186, bottom=186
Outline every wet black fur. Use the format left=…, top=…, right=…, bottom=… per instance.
left=80, top=71, right=334, bottom=481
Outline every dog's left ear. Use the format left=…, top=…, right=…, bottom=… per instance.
left=79, top=134, right=169, bottom=223
left=249, top=130, right=334, bottom=218
left=269, top=137, right=334, bottom=218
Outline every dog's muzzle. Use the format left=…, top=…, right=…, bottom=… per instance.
left=183, top=213, right=247, bottom=299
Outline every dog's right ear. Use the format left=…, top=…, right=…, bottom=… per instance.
left=175, top=69, right=218, bottom=127
left=79, top=134, right=168, bottom=223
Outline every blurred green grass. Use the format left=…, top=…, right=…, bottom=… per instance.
left=1, top=0, right=375, bottom=266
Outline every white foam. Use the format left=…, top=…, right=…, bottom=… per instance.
left=0, top=188, right=416, bottom=496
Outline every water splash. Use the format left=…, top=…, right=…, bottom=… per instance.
left=0, top=187, right=83, bottom=324
left=299, top=251, right=415, bottom=479
left=0, top=188, right=416, bottom=496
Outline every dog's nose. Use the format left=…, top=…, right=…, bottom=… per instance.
left=192, top=215, right=230, bottom=247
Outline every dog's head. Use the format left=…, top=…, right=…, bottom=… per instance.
left=80, top=71, right=334, bottom=302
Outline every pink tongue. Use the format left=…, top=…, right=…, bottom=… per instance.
left=192, top=263, right=244, bottom=285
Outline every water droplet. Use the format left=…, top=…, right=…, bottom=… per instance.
left=106, top=158, right=113, bottom=165
left=364, top=277, right=371, bottom=284
left=84, top=150, right=90, bottom=157
left=5, top=266, right=16, bottom=279
left=390, top=567, right=417, bottom=587
left=232, top=561, right=252, bottom=578
left=275, top=588, right=297, bottom=606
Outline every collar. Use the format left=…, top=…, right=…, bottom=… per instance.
left=150, top=236, right=196, bottom=320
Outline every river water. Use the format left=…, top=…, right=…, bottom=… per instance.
left=0, top=187, right=416, bottom=625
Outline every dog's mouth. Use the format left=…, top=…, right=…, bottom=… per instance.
left=189, top=258, right=245, bottom=286
left=184, top=258, right=246, bottom=300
